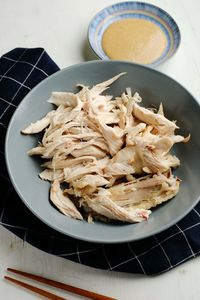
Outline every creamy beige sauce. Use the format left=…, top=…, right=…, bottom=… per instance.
left=102, top=18, right=167, bottom=64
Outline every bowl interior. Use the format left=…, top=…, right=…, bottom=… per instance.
left=88, top=1, right=181, bottom=67
left=5, top=60, right=200, bottom=243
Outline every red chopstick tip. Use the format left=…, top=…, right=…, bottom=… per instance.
left=7, top=268, right=17, bottom=273
left=4, top=276, right=14, bottom=281
left=4, top=276, right=14, bottom=282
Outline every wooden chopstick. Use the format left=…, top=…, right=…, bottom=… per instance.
left=4, top=276, right=67, bottom=300
left=7, top=268, right=117, bottom=300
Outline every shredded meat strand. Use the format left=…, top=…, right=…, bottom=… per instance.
left=22, top=73, right=189, bottom=223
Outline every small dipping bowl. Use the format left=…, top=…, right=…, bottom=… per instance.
left=88, top=1, right=181, bottom=67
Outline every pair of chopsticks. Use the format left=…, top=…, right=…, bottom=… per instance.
left=4, top=268, right=117, bottom=300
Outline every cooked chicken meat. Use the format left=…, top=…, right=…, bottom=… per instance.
left=50, top=181, right=83, bottom=220
left=109, top=172, right=180, bottom=209
left=82, top=188, right=151, bottom=223
left=22, top=73, right=189, bottom=224
left=21, top=111, right=55, bottom=134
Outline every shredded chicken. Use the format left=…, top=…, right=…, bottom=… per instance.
left=22, top=73, right=189, bottom=224
left=109, top=172, right=180, bottom=209
left=50, top=181, right=83, bottom=220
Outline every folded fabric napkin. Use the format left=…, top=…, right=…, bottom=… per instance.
left=1, top=48, right=200, bottom=275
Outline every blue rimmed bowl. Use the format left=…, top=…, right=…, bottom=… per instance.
left=88, top=1, right=181, bottom=67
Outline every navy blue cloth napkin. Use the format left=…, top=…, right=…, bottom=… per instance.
left=1, top=48, right=200, bottom=275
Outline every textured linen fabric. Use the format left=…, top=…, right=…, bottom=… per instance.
left=1, top=48, right=200, bottom=275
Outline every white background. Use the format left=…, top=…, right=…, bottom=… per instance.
left=0, top=0, right=200, bottom=299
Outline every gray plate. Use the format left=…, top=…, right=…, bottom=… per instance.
left=5, top=61, right=200, bottom=243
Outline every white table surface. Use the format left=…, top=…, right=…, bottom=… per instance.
left=0, top=0, right=200, bottom=299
